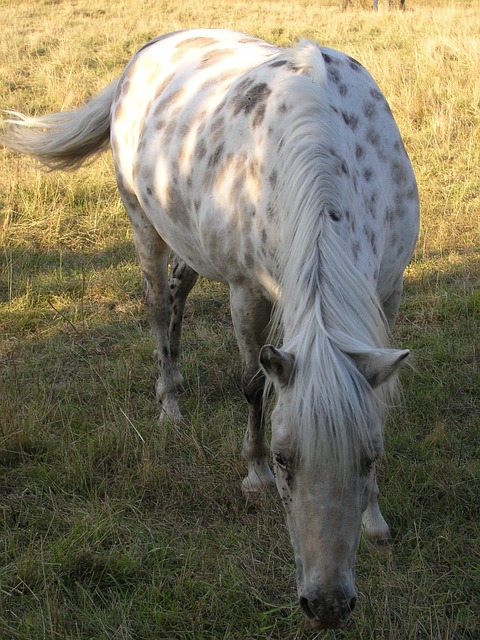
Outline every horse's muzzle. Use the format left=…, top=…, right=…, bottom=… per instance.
left=299, top=589, right=357, bottom=629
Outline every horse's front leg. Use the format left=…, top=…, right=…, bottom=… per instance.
left=362, top=464, right=393, bottom=549
left=229, top=284, right=275, bottom=497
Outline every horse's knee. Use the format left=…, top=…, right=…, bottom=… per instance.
left=243, top=371, right=265, bottom=406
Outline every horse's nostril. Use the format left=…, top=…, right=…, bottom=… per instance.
left=300, top=592, right=357, bottom=627
left=299, top=596, right=316, bottom=620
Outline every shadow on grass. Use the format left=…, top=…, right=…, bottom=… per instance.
left=1, top=240, right=479, bottom=639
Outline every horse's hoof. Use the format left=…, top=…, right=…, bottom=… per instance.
left=366, top=536, right=393, bottom=552
left=158, top=401, right=183, bottom=426
left=241, top=478, right=276, bottom=502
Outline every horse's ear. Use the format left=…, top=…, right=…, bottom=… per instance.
left=352, top=349, right=409, bottom=388
left=259, top=345, right=295, bottom=387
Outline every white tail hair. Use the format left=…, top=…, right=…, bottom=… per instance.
left=0, top=80, right=118, bottom=171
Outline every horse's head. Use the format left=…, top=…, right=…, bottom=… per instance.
left=260, top=344, right=408, bottom=629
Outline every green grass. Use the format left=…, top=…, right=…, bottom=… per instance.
left=1, top=1, right=479, bottom=638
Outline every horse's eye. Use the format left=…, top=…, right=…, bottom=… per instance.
left=274, top=454, right=288, bottom=470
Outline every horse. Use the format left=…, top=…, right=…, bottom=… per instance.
left=1, top=29, right=419, bottom=629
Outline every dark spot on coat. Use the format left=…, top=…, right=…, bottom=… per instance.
left=210, top=116, right=224, bottom=141
left=146, top=187, right=152, bottom=195
left=286, top=62, right=301, bottom=73
left=195, top=139, right=207, bottom=161
left=165, top=184, right=190, bottom=229
left=234, top=76, right=256, bottom=95
left=201, top=48, right=235, bottom=67
left=348, top=56, right=362, bottom=71
left=252, top=104, right=266, bottom=127
left=363, top=101, right=377, bottom=119
left=154, top=88, right=184, bottom=116
left=322, top=52, right=333, bottom=64
left=364, top=224, right=377, bottom=254
left=393, top=139, right=406, bottom=155
left=338, top=84, right=348, bottom=96
left=328, top=68, right=341, bottom=84
left=341, top=160, right=349, bottom=176
left=208, top=143, right=225, bottom=168
left=342, top=111, right=359, bottom=131
left=366, top=127, right=380, bottom=147
left=244, top=252, right=254, bottom=268
left=355, top=144, right=364, bottom=160
left=232, top=82, right=272, bottom=117
left=238, top=36, right=262, bottom=44
left=353, top=174, right=359, bottom=193
left=120, top=79, right=131, bottom=97
left=391, top=160, right=408, bottom=185
left=407, top=182, right=418, bottom=200
left=269, top=59, right=287, bottom=68
left=369, top=88, right=384, bottom=102
left=269, top=169, right=278, bottom=188
left=389, top=232, right=398, bottom=248
left=153, top=73, right=175, bottom=101
left=351, top=241, right=360, bottom=261
left=367, top=192, right=378, bottom=219
left=172, top=37, right=219, bottom=62
left=328, top=210, right=340, bottom=222
left=140, top=165, right=154, bottom=185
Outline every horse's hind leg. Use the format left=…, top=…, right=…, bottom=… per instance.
left=230, top=284, right=275, bottom=497
left=118, top=184, right=183, bottom=422
left=168, top=255, right=198, bottom=390
left=380, top=276, right=404, bottom=329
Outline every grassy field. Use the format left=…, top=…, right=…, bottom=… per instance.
left=0, top=0, right=479, bottom=638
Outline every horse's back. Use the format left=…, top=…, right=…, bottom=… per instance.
left=111, top=30, right=419, bottom=299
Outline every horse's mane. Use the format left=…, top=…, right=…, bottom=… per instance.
left=269, top=40, right=396, bottom=470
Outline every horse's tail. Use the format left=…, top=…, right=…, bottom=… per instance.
left=0, top=80, right=119, bottom=171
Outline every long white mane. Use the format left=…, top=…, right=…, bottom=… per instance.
left=270, top=41, right=395, bottom=469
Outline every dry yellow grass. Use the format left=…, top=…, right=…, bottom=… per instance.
left=1, top=0, right=478, bottom=258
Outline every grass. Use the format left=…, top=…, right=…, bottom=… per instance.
left=1, top=0, right=479, bottom=638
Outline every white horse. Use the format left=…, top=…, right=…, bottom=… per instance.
left=1, top=29, right=419, bottom=629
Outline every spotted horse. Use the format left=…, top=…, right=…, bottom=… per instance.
left=1, top=29, right=419, bottom=629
